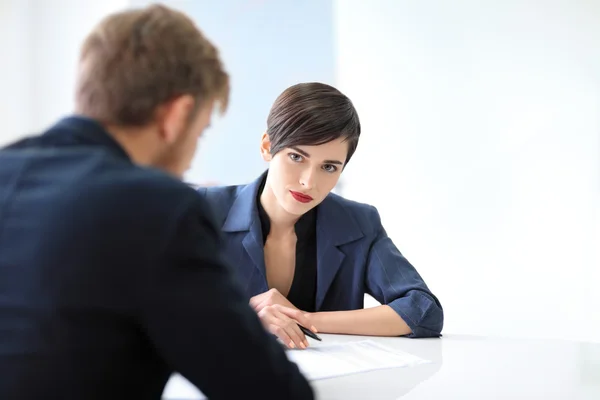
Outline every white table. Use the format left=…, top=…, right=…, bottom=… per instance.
left=163, top=333, right=600, bottom=399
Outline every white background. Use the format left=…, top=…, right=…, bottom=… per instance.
left=1, top=0, right=598, bottom=343
left=335, top=0, right=600, bottom=343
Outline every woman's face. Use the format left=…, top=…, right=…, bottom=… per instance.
left=261, top=134, right=348, bottom=216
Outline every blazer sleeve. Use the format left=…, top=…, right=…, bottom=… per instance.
left=364, top=207, right=444, bottom=338
left=137, top=195, right=314, bottom=400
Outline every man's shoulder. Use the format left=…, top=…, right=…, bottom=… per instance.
left=65, top=165, right=217, bottom=249
left=90, top=166, right=206, bottom=215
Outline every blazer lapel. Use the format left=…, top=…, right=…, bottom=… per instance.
left=241, top=218, right=266, bottom=283
left=220, top=174, right=364, bottom=309
left=315, top=195, right=364, bottom=310
left=222, top=173, right=267, bottom=286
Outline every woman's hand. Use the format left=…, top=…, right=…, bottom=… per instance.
left=257, top=304, right=316, bottom=349
left=250, top=288, right=297, bottom=313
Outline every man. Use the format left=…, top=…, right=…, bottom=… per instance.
left=0, top=5, right=313, bottom=400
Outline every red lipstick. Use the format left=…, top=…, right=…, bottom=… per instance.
left=290, top=190, right=313, bottom=204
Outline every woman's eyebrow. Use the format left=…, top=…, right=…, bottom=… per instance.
left=290, top=146, right=311, bottom=158
left=290, top=146, right=343, bottom=165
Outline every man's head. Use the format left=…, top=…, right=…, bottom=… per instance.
left=260, top=82, right=361, bottom=216
left=75, top=5, right=229, bottom=177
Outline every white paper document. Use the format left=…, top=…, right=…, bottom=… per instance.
left=285, top=339, right=430, bottom=381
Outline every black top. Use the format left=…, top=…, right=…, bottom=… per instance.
left=256, top=177, right=318, bottom=313
left=0, top=117, right=314, bottom=400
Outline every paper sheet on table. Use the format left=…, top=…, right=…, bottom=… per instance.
left=285, top=339, right=430, bottom=381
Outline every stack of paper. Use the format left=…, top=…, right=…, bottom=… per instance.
left=285, top=339, right=430, bottom=381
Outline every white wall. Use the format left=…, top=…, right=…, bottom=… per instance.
left=1, top=0, right=34, bottom=145
left=335, top=0, right=600, bottom=342
left=0, top=0, right=129, bottom=145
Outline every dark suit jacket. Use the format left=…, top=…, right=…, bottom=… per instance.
left=0, top=117, right=313, bottom=400
left=199, top=174, right=444, bottom=338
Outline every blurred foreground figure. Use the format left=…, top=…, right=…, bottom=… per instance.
left=0, top=5, right=313, bottom=400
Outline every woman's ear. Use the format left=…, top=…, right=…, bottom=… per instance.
left=260, top=132, right=272, bottom=161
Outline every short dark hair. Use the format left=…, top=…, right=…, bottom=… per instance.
left=266, top=82, right=361, bottom=164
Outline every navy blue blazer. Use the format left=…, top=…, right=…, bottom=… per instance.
left=0, top=117, right=313, bottom=400
left=198, top=174, right=444, bottom=338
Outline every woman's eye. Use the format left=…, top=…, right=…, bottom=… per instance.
left=322, top=164, right=337, bottom=173
left=289, top=153, right=303, bottom=162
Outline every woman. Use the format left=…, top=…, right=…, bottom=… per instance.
left=198, top=82, right=443, bottom=349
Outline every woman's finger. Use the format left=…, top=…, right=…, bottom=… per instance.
left=267, top=323, right=295, bottom=349
left=274, top=309, right=308, bottom=349
left=275, top=305, right=317, bottom=332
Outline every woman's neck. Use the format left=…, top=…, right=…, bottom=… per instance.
left=259, top=182, right=299, bottom=235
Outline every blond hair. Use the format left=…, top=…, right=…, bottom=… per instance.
left=75, top=4, right=229, bottom=126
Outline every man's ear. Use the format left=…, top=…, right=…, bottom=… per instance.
left=260, top=132, right=272, bottom=161
left=157, top=94, right=196, bottom=144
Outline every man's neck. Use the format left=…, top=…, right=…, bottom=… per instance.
left=106, top=124, right=160, bottom=167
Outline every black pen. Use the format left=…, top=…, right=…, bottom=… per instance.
left=298, top=324, right=322, bottom=341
